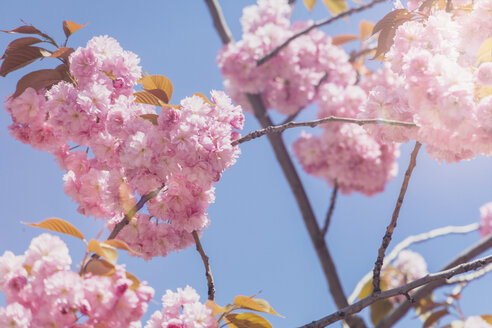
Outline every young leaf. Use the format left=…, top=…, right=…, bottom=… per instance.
left=1, top=37, right=42, bottom=59
left=125, top=271, right=141, bottom=291
left=359, top=20, right=374, bottom=40
left=0, top=46, right=46, bottom=77
left=423, top=309, right=449, bottom=328
left=139, top=113, right=159, bottom=125
left=102, top=239, right=141, bottom=255
left=225, top=313, right=273, bottom=328
left=371, top=10, right=414, bottom=59
left=13, top=67, right=71, bottom=97
left=303, top=0, right=317, bottom=11
left=118, top=179, right=137, bottom=214
left=1, top=25, right=42, bottom=35
left=82, top=258, right=115, bottom=276
left=48, top=47, right=75, bottom=61
left=87, top=239, right=118, bottom=264
left=482, top=315, right=492, bottom=324
left=477, top=37, right=492, bottom=64
left=134, top=91, right=166, bottom=107
left=332, top=34, right=358, bottom=46
left=322, top=0, right=348, bottom=16
left=62, top=21, right=88, bottom=39
left=370, top=299, right=393, bottom=326
left=205, top=300, right=229, bottom=316
left=193, top=92, right=214, bottom=106
left=25, top=217, right=84, bottom=240
left=139, top=74, right=173, bottom=103
left=233, top=296, right=282, bottom=316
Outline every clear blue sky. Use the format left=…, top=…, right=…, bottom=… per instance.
left=0, top=1, right=491, bottom=327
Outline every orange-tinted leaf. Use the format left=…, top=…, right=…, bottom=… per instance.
left=125, top=271, right=141, bottom=291
left=49, top=47, right=75, bottom=61
left=303, top=0, right=317, bottom=10
left=23, top=264, right=32, bottom=275
left=134, top=91, right=165, bottom=106
left=0, top=46, right=46, bottom=77
left=139, top=113, right=159, bottom=125
left=370, top=299, right=393, bottom=326
left=205, top=300, right=229, bottom=316
left=1, top=25, right=42, bottom=35
left=332, top=34, right=358, bottom=46
left=359, top=20, right=374, bottom=40
left=82, top=258, right=115, bottom=276
left=482, top=315, right=492, bottom=324
left=25, top=217, right=84, bottom=239
left=1, top=37, right=42, bottom=59
left=225, top=313, right=273, bottom=328
left=87, top=239, right=118, bottom=264
left=423, top=309, right=449, bottom=328
left=140, top=74, right=173, bottom=103
left=102, top=239, right=140, bottom=255
left=63, top=21, right=88, bottom=38
left=322, top=0, right=348, bottom=16
left=477, top=37, right=492, bottom=64
left=118, top=179, right=136, bottom=214
left=13, top=67, right=70, bottom=97
left=193, top=92, right=214, bottom=106
left=233, top=296, right=281, bottom=317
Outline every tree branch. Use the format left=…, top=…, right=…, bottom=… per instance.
left=299, top=253, right=492, bottom=328
left=348, top=223, right=479, bottom=303
left=107, top=183, right=166, bottom=240
left=257, top=0, right=387, bottom=66
left=204, top=0, right=233, bottom=44
left=372, top=142, right=421, bottom=293
left=321, top=181, right=338, bottom=236
left=192, top=230, right=216, bottom=301
left=376, top=233, right=492, bottom=328
left=231, top=116, right=416, bottom=146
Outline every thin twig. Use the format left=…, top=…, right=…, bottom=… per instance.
left=349, top=47, right=376, bottom=63
left=257, top=0, right=387, bottom=66
left=232, top=116, right=416, bottom=146
left=299, top=253, right=492, bottom=328
left=372, top=142, right=422, bottom=293
left=348, top=223, right=479, bottom=303
left=192, top=231, right=216, bottom=301
left=107, top=183, right=166, bottom=240
left=204, top=0, right=234, bottom=45
left=321, top=181, right=338, bottom=236
left=447, top=262, right=492, bottom=284
left=376, top=233, right=492, bottom=328
left=281, top=111, right=302, bottom=125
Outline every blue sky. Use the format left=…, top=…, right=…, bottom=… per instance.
left=0, top=1, right=491, bottom=327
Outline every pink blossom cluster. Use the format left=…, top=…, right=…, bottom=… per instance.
left=4, top=36, right=244, bottom=259
left=293, top=68, right=400, bottom=196
left=145, top=286, right=217, bottom=328
left=0, top=233, right=154, bottom=327
left=478, top=202, right=492, bottom=238
left=362, top=1, right=492, bottom=162
left=383, top=249, right=428, bottom=304
left=217, top=0, right=355, bottom=115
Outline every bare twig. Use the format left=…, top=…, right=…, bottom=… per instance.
left=299, top=253, right=492, bottom=328
left=447, top=262, right=492, bottom=284
left=192, top=231, right=216, bottom=301
left=232, top=116, right=416, bottom=146
left=204, top=0, right=234, bottom=45
left=321, top=181, right=338, bottom=236
left=281, top=111, right=302, bottom=125
left=372, top=142, right=422, bottom=293
left=376, top=233, right=492, bottom=328
left=348, top=223, right=479, bottom=303
left=107, top=183, right=166, bottom=240
left=257, top=0, right=387, bottom=66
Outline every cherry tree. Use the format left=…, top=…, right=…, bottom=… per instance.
left=0, top=0, right=491, bottom=327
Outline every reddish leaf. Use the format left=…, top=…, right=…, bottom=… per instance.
left=372, top=9, right=409, bottom=35
left=371, top=10, right=415, bottom=59
left=13, top=67, right=71, bottom=97
left=1, top=25, right=42, bottom=35
left=423, top=309, right=449, bottom=328
left=48, top=47, right=74, bottom=61
left=1, top=37, right=42, bottom=59
left=63, top=21, right=88, bottom=39
left=139, top=113, right=159, bottom=125
left=0, top=46, right=47, bottom=77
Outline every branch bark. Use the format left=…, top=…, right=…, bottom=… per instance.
left=321, top=181, right=338, bottom=236
left=299, top=253, right=492, bottom=328
left=372, top=142, right=421, bottom=293
left=232, top=116, right=416, bottom=146
left=192, top=231, right=216, bottom=301
left=204, top=0, right=233, bottom=44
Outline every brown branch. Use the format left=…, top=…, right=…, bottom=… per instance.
left=321, top=181, right=338, bottom=236
left=232, top=116, right=416, bottom=146
left=348, top=223, right=479, bottom=303
left=192, top=230, right=216, bottom=301
left=257, top=0, right=387, bottom=66
left=376, top=233, right=492, bottom=328
left=204, top=0, right=234, bottom=45
left=107, top=183, right=166, bottom=240
left=372, top=142, right=422, bottom=293
left=299, top=253, right=492, bottom=328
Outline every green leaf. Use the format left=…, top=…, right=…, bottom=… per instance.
left=322, top=0, right=348, bottom=16
left=225, top=313, right=273, bottom=328
left=25, top=217, right=84, bottom=240
left=233, top=296, right=282, bottom=317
